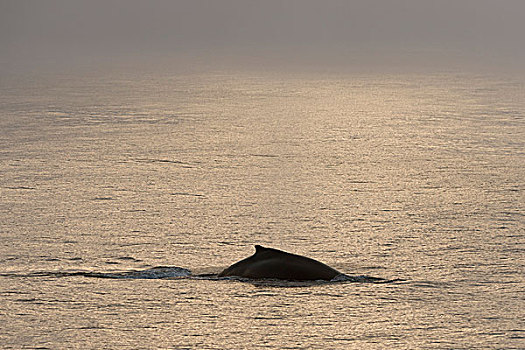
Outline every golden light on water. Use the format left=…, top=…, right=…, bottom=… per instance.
left=1, top=70, right=523, bottom=348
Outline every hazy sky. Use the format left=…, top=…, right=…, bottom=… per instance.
left=1, top=0, right=524, bottom=73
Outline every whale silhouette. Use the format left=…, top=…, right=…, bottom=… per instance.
left=218, top=245, right=341, bottom=281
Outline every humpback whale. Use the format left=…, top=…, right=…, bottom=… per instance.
left=218, top=245, right=341, bottom=281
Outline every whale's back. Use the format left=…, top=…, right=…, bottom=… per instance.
left=218, top=245, right=340, bottom=281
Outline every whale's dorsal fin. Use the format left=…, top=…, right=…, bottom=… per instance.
left=254, top=245, right=269, bottom=253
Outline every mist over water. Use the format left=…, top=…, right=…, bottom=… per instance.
left=2, top=0, right=525, bottom=76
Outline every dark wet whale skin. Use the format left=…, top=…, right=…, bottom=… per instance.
left=218, top=245, right=341, bottom=281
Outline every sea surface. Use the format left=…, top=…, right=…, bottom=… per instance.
left=0, top=70, right=523, bottom=349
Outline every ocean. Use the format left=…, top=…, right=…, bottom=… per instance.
left=0, top=70, right=523, bottom=349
